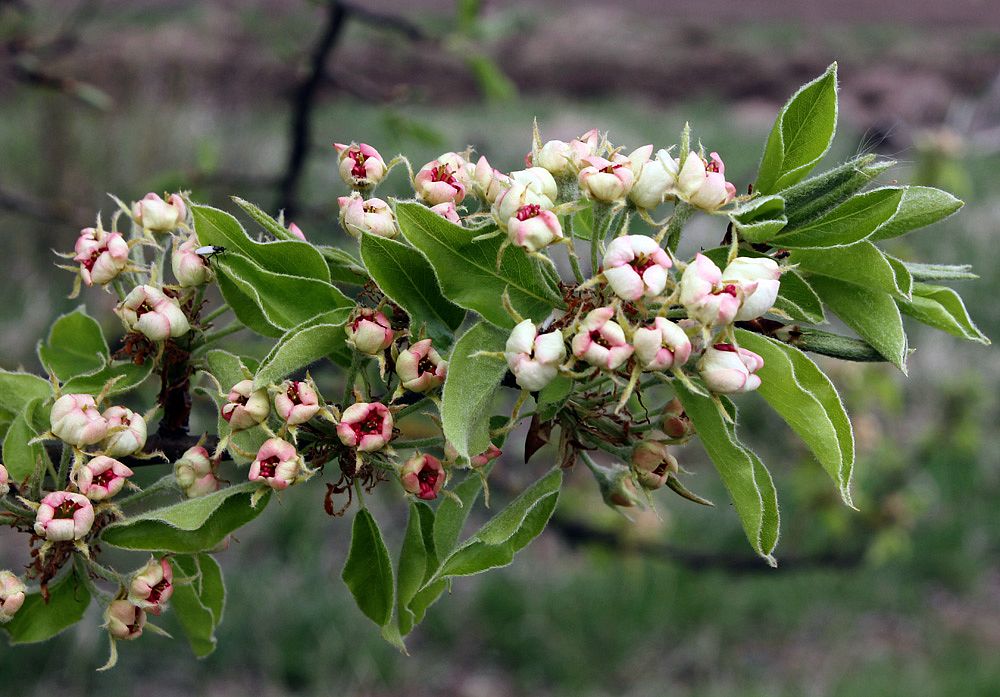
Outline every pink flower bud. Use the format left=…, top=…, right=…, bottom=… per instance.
left=0, top=571, right=26, bottom=624
left=338, top=193, right=397, bottom=238
left=633, top=317, right=692, bottom=371
left=722, top=257, right=782, bottom=321
left=536, top=128, right=601, bottom=175
left=437, top=151, right=475, bottom=188
left=430, top=201, right=462, bottom=224
left=0, top=464, right=8, bottom=497
left=105, top=599, right=146, bottom=640
left=249, top=438, right=302, bottom=491
left=504, top=319, right=566, bottom=391
left=76, top=455, right=134, bottom=501
left=602, top=235, right=672, bottom=300
left=50, top=394, right=109, bottom=447
left=510, top=167, right=559, bottom=203
left=132, top=193, right=186, bottom=233
left=274, top=380, right=320, bottom=426
left=334, top=142, right=387, bottom=189
left=400, top=453, right=445, bottom=500
left=414, top=159, right=466, bottom=205
left=101, top=406, right=147, bottom=457
left=473, top=156, right=511, bottom=204
left=171, top=235, right=212, bottom=287
left=629, top=147, right=680, bottom=209
left=676, top=151, right=736, bottom=211
left=346, top=308, right=394, bottom=355
left=471, top=444, right=502, bottom=468
left=631, top=440, right=678, bottom=490
left=699, top=344, right=764, bottom=394
left=678, top=253, right=746, bottom=327
left=115, top=285, right=191, bottom=341
left=396, top=339, right=447, bottom=393
left=74, top=227, right=129, bottom=286
left=507, top=205, right=563, bottom=253
left=129, top=557, right=173, bottom=615
left=492, top=180, right=555, bottom=227
left=336, top=402, right=393, bottom=452
left=287, top=222, right=307, bottom=241
left=34, top=491, right=95, bottom=541
left=571, top=307, right=634, bottom=371
left=221, top=379, right=270, bottom=431
left=173, top=446, right=219, bottom=497
left=578, top=148, right=644, bottom=202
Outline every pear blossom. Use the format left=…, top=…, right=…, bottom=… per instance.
left=430, top=201, right=462, bottom=224
left=249, top=438, right=303, bottom=491
left=133, top=193, right=186, bottom=233
left=699, top=344, right=765, bottom=394
left=50, top=394, right=109, bottom=447
left=346, top=309, right=394, bottom=355
left=629, top=148, right=680, bottom=209
left=76, top=456, right=134, bottom=501
left=129, top=557, right=173, bottom=615
left=400, top=453, right=445, bottom=500
left=676, top=151, right=736, bottom=211
left=105, top=600, right=146, bottom=640
left=74, top=226, right=129, bottom=286
left=571, top=307, right=634, bottom=370
left=336, top=402, right=393, bottom=452
left=722, top=257, right=782, bottom=321
left=34, top=491, right=95, bottom=541
left=101, top=406, right=147, bottom=457
left=508, top=204, right=563, bottom=253
left=0, top=571, right=25, bottom=623
left=602, top=235, right=672, bottom=300
left=221, top=379, right=270, bottom=431
left=414, top=159, right=466, bottom=205
left=334, top=142, right=386, bottom=189
left=115, top=285, right=190, bottom=341
left=338, top=193, right=397, bottom=238
left=633, top=317, right=692, bottom=371
left=678, top=253, right=749, bottom=327
left=171, top=235, right=212, bottom=287
left=274, top=380, right=320, bottom=426
left=474, top=156, right=511, bottom=204
left=504, top=319, right=566, bottom=391
left=396, top=339, right=447, bottom=393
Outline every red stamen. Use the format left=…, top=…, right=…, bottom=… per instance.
left=516, top=204, right=541, bottom=221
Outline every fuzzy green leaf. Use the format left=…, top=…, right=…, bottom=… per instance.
left=342, top=508, right=395, bottom=627
left=2, top=571, right=91, bottom=645
left=772, top=187, right=903, bottom=249
left=755, top=63, right=838, bottom=194
left=396, top=502, right=436, bottom=636
left=231, top=196, right=296, bottom=241
left=101, top=482, right=271, bottom=553
left=60, top=360, right=154, bottom=396
left=253, top=309, right=352, bottom=389
left=781, top=154, right=893, bottom=227
left=730, top=195, right=787, bottom=243
left=772, top=269, right=826, bottom=324
left=0, top=370, right=51, bottom=415
left=318, top=246, right=370, bottom=286
left=171, top=554, right=226, bottom=658
left=37, top=306, right=108, bottom=382
left=433, top=470, right=487, bottom=561
left=903, top=262, right=977, bottom=282
left=898, top=283, right=990, bottom=344
left=869, top=186, right=963, bottom=241
left=792, top=241, right=911, bottom=299
left=360, top=233, right=466, bottom=346
left=2, top=398, right=47, bottom=480
left=205, top=350, right=268, bottom=464
left=675, top=383, right=780, bottom=565
left=396, top=202, right=563, bottom=328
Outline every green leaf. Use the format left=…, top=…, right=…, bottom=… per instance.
left=431, top=468, right=562, bottom=580
left=536, top=374, right=574, bottom=420
left=730, top=195, right=787, bottom=243
left=0, top=369, right=51, bottom=417
left=441, top=322, right=509, bottom=460
left=170, top=554, right=226, bottom=658
left=791, top=241, right=911, bottom=299
left=231, top=196, right=296, bottom=241
left=253, top=309, right=352, bottom=389
left=771, top=187, right=903, bottom=249
left=396, top=202, right=563, bottom=328
left=790, top=329, right=886, bottom=363
left=212, top=253, right=352, bottom=332
left=396, top=502, right=436, bottom=636
left=674, top=383, right=780, bottom=565
left=100, top=482, right=271, bottom=553
left=37, top=306, right=108, bottom=381
left=318, top=246, right=370, bottom=285
left=781, top=154, right=893, bottom=227
left=736, top=330, right=855, bottom=505
left=903, top=262, right=977, bottom=282
left=360, top=233, right=466, bottom=346
left=2, top=571, right=91, bottom=644
left=205, top=350, right=268, bottom=463
left=755, top=63, right=838, bottom=194
left=433, top=471, right=487, bottom=560
left=771, top=269, right=826, bottom=324
left=60, top=360, right=154, bottom=396
left=869, top=186, right=963, bottom=241
left=465, top=53, right=517, bottom=102
left=898, top=283, right=990, bottom=344
left=193, top=204, right=330, bottom=282
left=342, top=508, right=394, bottom=627
left=2, top=398, right=47, bottom=480
left=211, top=266, right=283, bottom=338
left=808, top=275, right=908, bottom=371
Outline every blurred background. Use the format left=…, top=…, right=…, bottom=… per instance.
left=1, top=1, right=999, bottom=695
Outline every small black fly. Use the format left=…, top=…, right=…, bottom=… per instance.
left=195, top=245, right=226, bottom=262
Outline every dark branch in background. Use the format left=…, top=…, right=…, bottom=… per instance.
left=0, top=183, right=76, bottom=225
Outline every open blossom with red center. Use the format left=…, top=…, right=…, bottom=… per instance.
left=101, top=406, right=147, bottom=457
left=0, top=570, right=25, bottom=624
left=73, top=226, right=129, bottom=286
left=34, top=491, right=95, bottom=541
left=249, top=438, right=302, bottom=491
left=105, top=600, right=146, bottom=641
left=334, top=142, right=386, bottom=188
left=115, top=284, right=190, bottom=341
left=346, top=308, right=394, bottom=355
left=507, top=203, right=563, bottom=253
left=699, top=343, right=765, bottom=394
left=400, top=453, right=445, bottom=500
left=571, top=307, right=634, bottom=371
left=274, top=380, right=320, bottom=426
left=675, top=150, right=737, bottom=211
left=678, top=253, right=753, bottom=327
left=132, top=192, right=186, bottom=233
left=129, top=557, right=174, bottom=615
left=50, top=393, right=109, bottom=447
left=221, top=379, right=270, bottom=431
left=633, top=317, right=692, bottom=371
left=337, top=192, right=396, bottom=238
left=336, top=402, right=393, bottom=452
left=396, top=339, right=448, bottom=393
left=602, top=234, right=672, bottom=300
left=77, top=455, right=134, bottom=501
left=414, top=159, right=466, bottom=205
